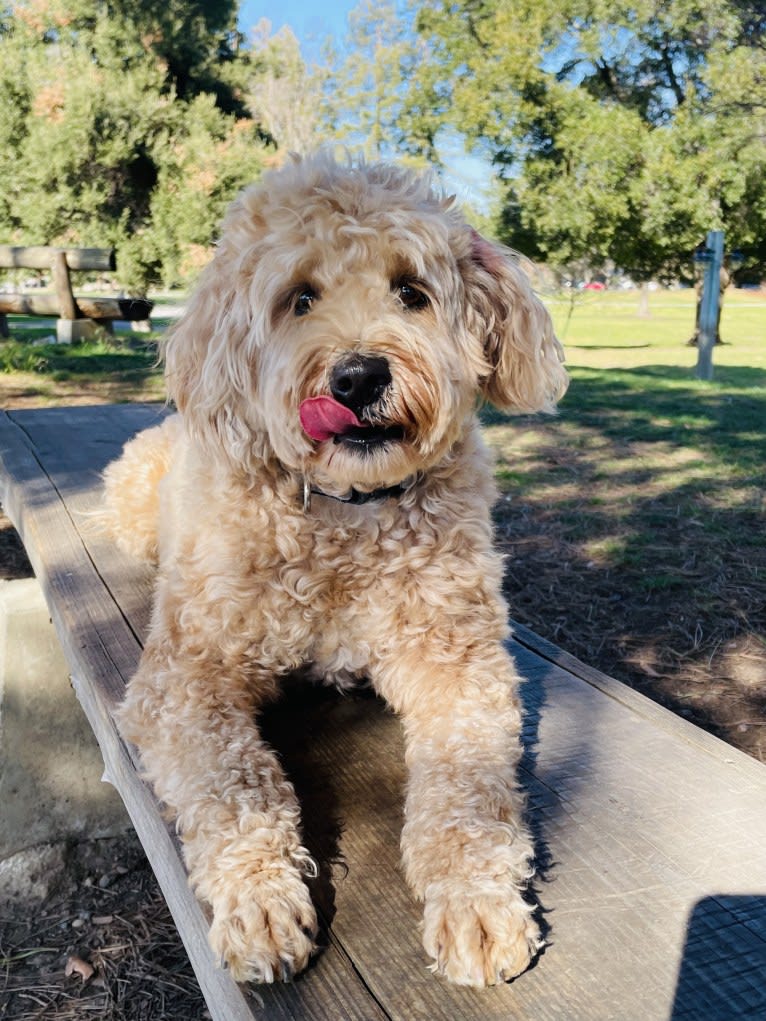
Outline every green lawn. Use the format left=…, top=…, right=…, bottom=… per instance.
left=547, top=286, right=765, bottom=370
left=485, top=287, right=765, bottom=761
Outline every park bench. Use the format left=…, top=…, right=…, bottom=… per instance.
left=1, top=402, right=765, bottom=1021
left=0, top=246, right=153, bottom=342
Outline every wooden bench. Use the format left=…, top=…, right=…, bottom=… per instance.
left=1, top=402, right=765, bottom=1021
left=0, top=246, right=153, bottom=341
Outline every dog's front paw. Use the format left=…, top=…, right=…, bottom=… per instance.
left=422, top=879, right=541, bottom=987
left=208, top=865, right=318, bottom=983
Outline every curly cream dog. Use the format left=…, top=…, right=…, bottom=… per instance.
left=102, top=153, right=567, bottom=987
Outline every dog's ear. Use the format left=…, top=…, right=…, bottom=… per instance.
left=463, top=231, right=568, bottom=413
left=163, top=190, right=262, bottom=441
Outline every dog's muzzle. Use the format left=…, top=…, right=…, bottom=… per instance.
left=323, top=353, right=404, bottom=451
left=299, top=354, right=405, bottom=452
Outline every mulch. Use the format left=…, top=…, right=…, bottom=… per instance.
left=0, top=835, right=205, bottom=1021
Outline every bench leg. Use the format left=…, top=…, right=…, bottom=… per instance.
left=56, top=319, right=100, bottom=343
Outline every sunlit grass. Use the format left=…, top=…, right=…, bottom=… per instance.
left=484, top=288, right=765, bottom=758
left=544, top=287, right=766, bottom=371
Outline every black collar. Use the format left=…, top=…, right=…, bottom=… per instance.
left=302, top=476, right=415, bottom=511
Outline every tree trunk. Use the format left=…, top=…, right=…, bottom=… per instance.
left=637, top=282, right=651, bottom=318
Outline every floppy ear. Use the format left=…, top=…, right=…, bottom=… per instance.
left=463, top=231, right=568, bottom=413
left=162, top=188, right=264, bottom=448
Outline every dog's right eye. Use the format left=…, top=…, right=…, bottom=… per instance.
left=294, top=286, right=317, bottom=317
left=393, top=278, right=430, bottom=312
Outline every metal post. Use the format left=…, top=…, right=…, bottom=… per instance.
left=696, top=230, right=724, bottom=381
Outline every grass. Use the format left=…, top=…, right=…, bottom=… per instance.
left=0, top=320, right=165, bottom=405
left=484, top=287, right=766, bottom=760
left=548, top=286, right=766, bottom=366
left=0, top=337, right=158, bottom=378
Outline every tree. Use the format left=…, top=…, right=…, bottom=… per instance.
left=412, top=0, right=766, bottom=282
left=0, top=1, right=270, bottom=290
left=246, top=21, right=330, bottom=155
left=328, top=0, right=434, bottom=161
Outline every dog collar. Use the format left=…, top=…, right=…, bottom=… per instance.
left=302, top=476, right=415, bottom=512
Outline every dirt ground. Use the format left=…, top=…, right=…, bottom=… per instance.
left=0, top=835, right=206, bottom=1020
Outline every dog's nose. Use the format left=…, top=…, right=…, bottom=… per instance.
left=330, top=355, right=391, bottom=414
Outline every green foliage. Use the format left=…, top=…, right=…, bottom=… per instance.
left=0, top=1, right=270, bottom=290
left=412, top=0, right=766, bottom=281
left=142, top=95, right=268, bottom=288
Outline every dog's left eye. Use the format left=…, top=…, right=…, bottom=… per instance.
left=394, top=279, right=430, bottom=311
left=294, top=286, right=318, bottom=317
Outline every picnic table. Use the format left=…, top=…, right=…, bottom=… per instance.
left=1, top=402, right=765, bottom=1021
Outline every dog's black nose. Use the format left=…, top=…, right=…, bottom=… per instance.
left=330, top=355, right=391, bottom=414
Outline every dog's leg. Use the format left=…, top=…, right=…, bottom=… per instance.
left=372, top=640, right=541, bottom=987
left=117, top=650, right=318, bottom=983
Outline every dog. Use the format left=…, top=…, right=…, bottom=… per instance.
left=101, top=152, right=567, bottom=987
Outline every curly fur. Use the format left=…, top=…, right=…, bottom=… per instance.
left=102, top=152, right=567, bottom=987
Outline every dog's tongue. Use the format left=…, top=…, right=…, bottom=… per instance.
left=299, top=396, right=363, bottom=441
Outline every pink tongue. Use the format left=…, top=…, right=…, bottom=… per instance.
left=299, top=396, right=363, bottom=441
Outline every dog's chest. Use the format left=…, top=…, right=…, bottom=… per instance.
left=233, top=500, right=409, bottom=673
left=239, top=493, right=395, bottom=592
left=288, top=508, right=399, bottom=611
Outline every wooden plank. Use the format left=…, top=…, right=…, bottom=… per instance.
left=2, top=404, right=766, bottom=1021
left=0, top=245, right=116, bottom=271
left=0, top=294, right=153, bottom=320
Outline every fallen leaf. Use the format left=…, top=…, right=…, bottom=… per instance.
left=65, top=955, right=94, bottom=981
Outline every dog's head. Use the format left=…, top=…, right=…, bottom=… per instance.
left=164, top=152, right=567, bottom=494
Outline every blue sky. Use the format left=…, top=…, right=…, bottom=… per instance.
left=239, top=1, right=354, bottom=48
left=237, top=0, right=495, bottom=212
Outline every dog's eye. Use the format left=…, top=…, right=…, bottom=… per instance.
left=394, top=279, right=429, bottom=311
left=294, top=286, right=317, bottom=317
